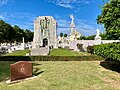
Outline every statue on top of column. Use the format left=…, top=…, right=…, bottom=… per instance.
left=95, top=28, right=101, bottom=40
left=70, top=14, right=75, bottom=28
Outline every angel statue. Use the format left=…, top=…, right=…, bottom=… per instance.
left=70, top=14, right=75, bottom=28
left=70, top=14, right=74, bottom=23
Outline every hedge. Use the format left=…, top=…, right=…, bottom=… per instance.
left=0, top=55, right=104, bottom=61
left=87, top=43, right=120, bottom=61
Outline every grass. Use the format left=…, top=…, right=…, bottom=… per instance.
left=49, top=48, right=91, bottom=56
left=3, top=49, right=31, bottom=56
left=3, top=48, right=91, bottom=56
left=0, top=61, right=15, bottom=82
left=1, top=61, right=120, bottom=90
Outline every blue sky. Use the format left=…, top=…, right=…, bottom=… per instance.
left=0, top=0, right=105, bottom=36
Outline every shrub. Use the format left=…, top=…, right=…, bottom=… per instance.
left=93, top=43, right=120, bottom=61
left=77, top=43, right=83, bottom=51
left=87, top=46, right=94, bottom=54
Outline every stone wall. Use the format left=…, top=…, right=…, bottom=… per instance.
left=70, top=40, right=120, bottom=51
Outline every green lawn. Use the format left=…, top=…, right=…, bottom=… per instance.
left=0, top=61, right=120, bottom=90
left=3, top=48, right=91, bottom=56
left=49, top=49, right=91, bottom=56
left=3, top=49, right=31, bottom=56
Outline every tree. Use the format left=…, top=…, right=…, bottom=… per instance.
left=0, top=20, right=15, bottom=42
left=60, top=33, right=63, bottom=37
left=13, top=25, right=25, bottom=42
left=97, top=0, right=120, bottom=40
left=0, top=32, right=3, bottom=42
left=86, top=35, right=95, bottom=40
left=78, top=36, right=86, bottom=40
left=0, top=20, right=5, bottom=42
left=64, top=33, right=68, bottom=37
left=0, top=20, right=33, bottom=43
left=5, top=24, right=15, bottom=42
left=24, top=29, right=33, bottom=42
left=100, top=33, right=107, bottom=40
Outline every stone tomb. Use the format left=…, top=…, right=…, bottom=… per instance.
left=10, top=61, right=32, bottom=81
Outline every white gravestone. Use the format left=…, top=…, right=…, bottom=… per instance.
left=21, top=37, right=25, bottom=50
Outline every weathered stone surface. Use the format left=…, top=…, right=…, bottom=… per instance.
left=31, top=47, right=49, bottom=56
left=32, top=16, right=58, bottom=49
left=10, top=61, right=32, bottom=81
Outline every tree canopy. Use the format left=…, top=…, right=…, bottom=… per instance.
left=60, top=33, right=63, bottom=37
left=64, top=33, right=68, bottom=37
left=97, top=0, right=120, bottom=40
left=0, top=20, right=33, bottom=43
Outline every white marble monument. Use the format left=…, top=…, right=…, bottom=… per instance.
left=69, top=14, right=81, bottom=41
left=94, top=28, right=101, bottom=40
left=21, top=37, right=25, bottom=50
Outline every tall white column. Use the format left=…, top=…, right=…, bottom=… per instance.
left=22, top=37, right=25, bottom=50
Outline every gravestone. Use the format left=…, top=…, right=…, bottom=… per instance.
left=10, top=61, right=32, bottom=81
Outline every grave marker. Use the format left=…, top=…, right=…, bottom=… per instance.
left=10, top=61, right=32, bottom=81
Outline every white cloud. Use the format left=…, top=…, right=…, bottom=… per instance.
left=57, top=19, right=70, bottom=28
left=47, top=0, right=94, bottom=10
left=0, top=15, right=5, bottom=20
left=0, top=11, right=103, bottom=36
left=0, top=12, right=36, bottom=31
left=57, top=3, right=73, bottom=9
left=0, top=0, right=8, bottom=5
left=57, top=27, right=70, bottom=35
left=0, top=0, right=15, bottom=6
left=75, top=19, right=98, bottom=36
left=56, top=16, right=102, bottom=36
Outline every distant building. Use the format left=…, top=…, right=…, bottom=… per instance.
left=32, top=16, right=58, bottom=49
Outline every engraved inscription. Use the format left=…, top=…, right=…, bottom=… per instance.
left=20, top=64, right=26, bottom=74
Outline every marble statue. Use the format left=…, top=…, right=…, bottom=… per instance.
left=69, top=14, right=81, bottom=41
left=95, top=28, right=101, bottom=40
left=70, top=14, right=74, bottom=24
left=96, top=28, right=100, bottom=37
left=70, top=14, right=75, bottom=28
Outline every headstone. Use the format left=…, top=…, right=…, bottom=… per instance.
left=11, top=47, right=15, bottom=52
left=8, top=49, right=12, bottom=53
left=10, top=61, right=32, bottom=81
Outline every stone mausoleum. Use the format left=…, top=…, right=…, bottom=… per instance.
left=32, top=16, right=58, bottom=49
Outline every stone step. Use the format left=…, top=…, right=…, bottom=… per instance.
left=30, top=47, right=49, bottom=56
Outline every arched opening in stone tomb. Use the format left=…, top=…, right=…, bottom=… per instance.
left=43, top=38, right=48, bottom=47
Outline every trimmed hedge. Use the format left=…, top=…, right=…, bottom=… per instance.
left=0, top=55, right=104, bottom=61
left=93, top=43, right=120, bottom=61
